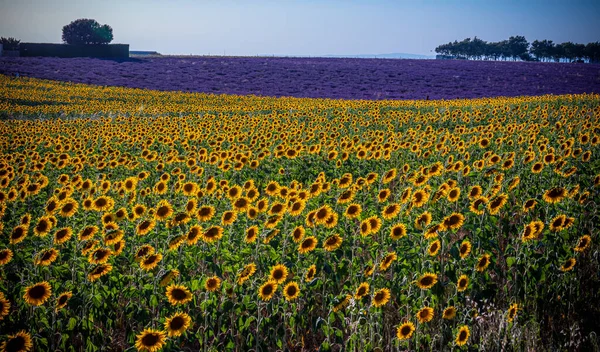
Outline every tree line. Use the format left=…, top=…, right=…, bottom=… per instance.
left=435, top=36, right=600, bottom=63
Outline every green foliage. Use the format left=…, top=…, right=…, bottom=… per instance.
left=62, top=19, right=113, bottom=45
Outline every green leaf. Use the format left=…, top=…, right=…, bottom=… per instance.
left=67, top=317, right=78, bottom=331
left=506, top=256, right=516, bottom=268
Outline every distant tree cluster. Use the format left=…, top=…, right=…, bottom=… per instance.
left=435, top=36, right=600, bottom=63
left=62, top=19, right=113, bottom=45
left=0, top=37, right=21, bottom=50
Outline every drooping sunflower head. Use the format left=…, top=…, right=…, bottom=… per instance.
left=560, top=258, right=576, bottom=272
left=237, top=263, right=257, bottom=285
left=305, top=264, right=317, bottom=282
left=0, top=249, right=14, bottom=266
left=379, top=252, right=397, bottom=271
left=428, top=240, right=441, bottom=256
left=88, top=264, right=113, bottom=282
left=55, top=291, right=73, bottom=311
left=507, top=303, right=519, bottom=322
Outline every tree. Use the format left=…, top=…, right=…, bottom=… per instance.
left=507, top=36, right=529, bottom=61
left=62, top=19, right=113, bottom=45
left=0, top=37, right=20, bottom=50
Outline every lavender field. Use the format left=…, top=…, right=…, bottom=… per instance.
left=2, top=56, right=600, bottom=100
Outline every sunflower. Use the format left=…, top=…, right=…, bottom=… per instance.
left=269, top=264, right=288, bottom=284
left=560, top=258, right=576, bottom=272
left=0, top=331, right=33, bottom=352
left=377, top=189, right=391, bottom=203
left=379, top=252, right=397, bottom=271
left=424, top=223, right=444, bottom=239
left=455, top=325, right=470, bottom=346
left=443, top=306, right=457, bottom=320
left=166, top=284, right=193, bottom=306
left=531, top=162, right=544, bottom=174
left=55, top=291, right=72, bottom=311
left=411, top=189, right=429, bottom=208
left=23, top=281, right=52, bottom=306
left=382, top=168, right=397, bottom=184
left=154, top=200, right=174, bottom=221
left=205, top=276, right=221, bottom=292
left=390, top=223, right=407, bottom=240
left=283, top=282, right=300, bottom=301
left=93, top=196, right=114, bottom=212
left=0, top=295, right=11, bottom=320
left=167, top=235, right=185, bottom=251
left=258, top=281, right=278, bottom=301
left=337, top=190, right=355, bottom=204
left=381, top=203, right=401, bottom=220
left=136, top=219, right=156, bottom=236
left=416, top=273, right=438, bottom=290
left=522, top=199, right=537, bottom=213
left=574, top=235, right=592, bottom=252
left=456, top=275, right=469, bottom=292
left=542, top=187, right=567, bottom=204
left=88, top=264, right=113, bottom=282
left=244, top=226, right=259, bottom=244
left=549, top=215, right=567, bottom=232
left=443, top=213, right=465, bottom=231
left=507, top=303, right=519, bottom=322
left=288, top=200, right=307, bottom=216
left=78, top=225, right=98, bottom=241
left=10, top=225, right=28, bottom=245
left=89, top=247, right=111, bottom=264
left=447, top=187, right=460, bottom=202
left=333, top=294, right=352, bottom=313
left=298, top=236, right=318, bottom=254
left=159, top=269, right=180, bottom=287
left=238, top=263, right=257, bottom=284
left=184, top=225, right=201, bottom=245
left=417, top=306, right=434, bottom=323
left=163, top=312, right=192, bottom=338
left=197, top=205, right=216, bottom=222
left=140, top=253, right=162, bottom=271
left=400, top=187, right=412, bottom=204
left=323, top=234, right=343, bottom=251
left=428, top=240, right=441, bottom=256
left=0, top=249, right=14, bottom=266
left=414, top=211, right=432, bottom=230
left=59, top=198, right=78, bottom=217
left=202, top=226, right=224, bottom=243
left=372, top=288, right=391, bottom=307
left=291, top=226, right=305, bottom=243
left=476, top=254, right=491, bottom=272
left=459, top=240, right=472, bottom=259
left=135, top=328, right=166, bottom=352
left=355, top=282, right=370, bottom=299
left=33, top=216, right=53, bottom=237
left=469, top=197, right=488, bottom=215
left=487, top=194, right=508, bottom=215
left=35, top=248, right=59, bottom=266
left=396, top=322, right=415, bottom=340
left=313, top=205, right=332, bottom=225
left=305, top=264, right=317, bottom=282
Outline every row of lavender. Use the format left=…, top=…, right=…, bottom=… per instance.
left=1, top=56, right=599, bottom=100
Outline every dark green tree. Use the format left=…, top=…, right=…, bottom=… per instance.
left=62, top=19, right=113, bottom=45
left=0, top=37, right=20, bottom=50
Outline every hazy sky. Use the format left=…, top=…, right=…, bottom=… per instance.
left=1, top=0, right=599, bottom=56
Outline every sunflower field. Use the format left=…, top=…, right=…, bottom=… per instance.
left=0, top=74, right=599, bottom=351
